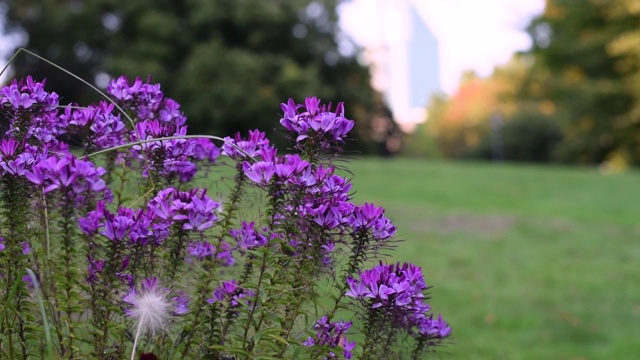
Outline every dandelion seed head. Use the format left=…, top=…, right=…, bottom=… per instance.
left=124, top=278, right=171, bottom=336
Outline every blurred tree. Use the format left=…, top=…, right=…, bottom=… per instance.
left=522, top=0, right=638, bottom=165
left=473, top=108, right=563, bottom=163
left=423, top=63, right=522, bottom=159
left=1, top=0, right=382, bottom=151
left=606, top=0, right=640, bottom=163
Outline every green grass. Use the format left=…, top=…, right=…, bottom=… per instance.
left=343, top=158, right=640, bottom=359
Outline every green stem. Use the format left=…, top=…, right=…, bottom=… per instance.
left=411, top=336, right=427, bottom=360
left=361, top=306, right=384, bottom=360
left=59, top=195, right=78, bottom=358
left=180, top=166, right=247, bottom=356
left=327, top=231, right=369, bottom=319
left=0, top=176, right=32, bottom=359
left=242, top=251, right=268, bottom=350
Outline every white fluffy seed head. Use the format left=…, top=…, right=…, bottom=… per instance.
left=128, top=289, right=171, bottom=336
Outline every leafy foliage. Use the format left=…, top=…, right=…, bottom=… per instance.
left=1, top=0, right=382, bottom=151
left=521, top=0, right=639, bottom=165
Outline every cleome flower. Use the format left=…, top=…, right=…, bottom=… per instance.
left=345, top=262, right=428, bottom=311
left=279, top=97, right=355, bottom=151
left=303, top=315, right=356, bottom=360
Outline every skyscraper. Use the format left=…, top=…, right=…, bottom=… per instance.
left=341, top=0, right=440, bottom=131
left=408, top=1, right=440, bottom=109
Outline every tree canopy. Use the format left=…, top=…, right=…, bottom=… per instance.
left=415, top=0, right=640, bottom=166
left=1, top=0, right=384, bottom=151
left=522, top=0, right=639, bottom=165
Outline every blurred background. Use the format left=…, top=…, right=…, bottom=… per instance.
left=2, top=0, right=640, bottom=168
left=2, top=0, right=639, bottom=358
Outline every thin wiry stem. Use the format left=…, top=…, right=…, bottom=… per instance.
left=130, top=319, right=144, bottom=360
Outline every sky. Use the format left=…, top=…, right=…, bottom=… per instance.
left=339, top=0, right=546, bottom=94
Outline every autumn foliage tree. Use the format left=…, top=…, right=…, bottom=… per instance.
left=417, top=0, right=640, bottom=166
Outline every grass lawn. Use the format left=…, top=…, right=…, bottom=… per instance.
left=342, top=158, right=640, bottom=359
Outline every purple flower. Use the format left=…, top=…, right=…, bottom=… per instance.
left=0, top=139, right=39, bottom=177
left=172, top=292, right=189, bottom=315
left=274, top=154, right=309, bottom=181
left=349, top=203, right=396, bottom=240
left=242, top=161, right=276, bottom=185
left=102, top=207, right=136, bottom=241
left=62, top=101, right=127, bottom=150
left=191, top=138, right=221, bottom=162
left=187, top=240, right=234, bottom=265
left=24, top=153, right=110, bottom=204
left=128, top=119, right=215, bottom=182
left=209, top=279, right=239, bottom=304
left=187, top=241, right=215, bottom=259
left=129, top=209, right=156, bottom=245
left=418, top=314, right=452, bottom=339
left=87, top=257, right=106, bottom=283
left=22, top=274, right=35, bottom=289
left=107, top=76, right=143, bottom=101
left=21, top=242, right=30, bottom=255
left=342, top=339, right=356, bottom=360
left=2, top=84, right=36, bottom=109
left=183, top=193, right=220, bottom=231
left=346, top=262, right=427, bottom=311
left=279, top=97, right=354, bottom=149
left=208, top=279, right=254, bottom=307
left=221, top=130, right=272, bottom=160
left=229, top=221, right=268, bottom=252
left=148, top=188, right=221, bottom=231
left=303, top=315, right=355, bottom=359
left=0, top=138, right=20, bottom=158
left=1, top=77, right=63, bottom=149
left=107, top=76, right=185, bottom=126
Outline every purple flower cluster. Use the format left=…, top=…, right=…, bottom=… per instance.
left=228, top=126, right=396, bottom=268
left=103, top=76, right=220, bottom=183
left=61, top=101, right=127, bottom=150
left=229, top=221, right=268, bottom=253
left=221, top=129, right=272, bottom=160
left=107, top=75, right=186, bottom=126
left=24, top=152, right=111, bottom=206
left=346, top=262, right=451, bottom=342
left=81, top=202, right=168, bottom=284
left=0, top=76, right=219, bottom=187
left=80, top=187, right=228, bottom=284
left=80, top=203, right=160, bottom=244
left=187, top=240, right=234, bottom=266
left=25, top=153, right=108, bottom=194
left=0, top=138, right=44, bottom=177
left=130, top=120, right=219, bottom=182
left=350, top=203, right=396, bottom=241
left=0, top=71, right=451, bottom=357
left=82, top=187, right=222, bottom=242
left=418, top=314, right=452, bottom=339
left=346, top=262, right=428, bottom=311
left=303, top=315, right=356, bottom=360
left=280, top=97, right=354, bottom=150
left=207, top=279, right=255, bottom=307
left=148, top=187, right=221, bottom=232
left=0, top=77, right=63, bottom=148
